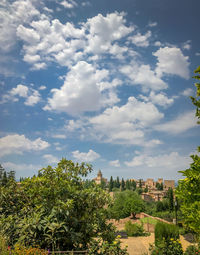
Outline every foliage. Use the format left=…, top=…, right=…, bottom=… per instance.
left=0, top=159, right=122, bottom=251
left=176, top=154, right=200, bottom=235
left=121, top=178, right=125, bottom=191
left=108, top=190, right=145, bottom=219
left=109, top=176, right=114, bottom=192
left=156, top=182, right=163, bottom=190
left=149, top=239, right=183, bottom=255
left=124, top=221, right=147, bottom=237
left=88, top=237, right=128, bottom=255
left=191, top=65, right=200, bottom=124
left=154, top=222, right=179, bottom=246
left=184, top=244, right=200, bottom=255
left=176, top=66, right=200, bottom=236
left=140, top=217, right=159, bottom=225
left=167, top=188, right=174, bottom=212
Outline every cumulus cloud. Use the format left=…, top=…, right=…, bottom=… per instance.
left=155, top=110, right=197, bottom=134
left=120, top=63, right=167, bottom=91
left=1, top=84, right=41, bottom=106
left=60, top=0, right=77, bottom=9
left=125, top=152, right=191, bottom=170
left=85, top=12, right=134, bottom=55
left=109, top=160, right=120, bottom=167
left=0, top=0, right=40, bottom=52
left=89, top=96, right=163, bottom=144
left=0, top=134, right=50, bottom=157
left=43, top=154, right=59, bottom=163
left=140, top=91, right=174, bottom=108
left=72, top=149, right=100, bottom=162
left=44, top=61, right=119, bottom=115
left=129, top=31, right=151, bottom=47
left=181, top=88, right=193, bottom=97
left=153, top=47, right=190, bottom=79
left=182, top=40, right=191, bottom=50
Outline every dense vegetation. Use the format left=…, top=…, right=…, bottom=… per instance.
left=0, top=159, right=127, bottom=254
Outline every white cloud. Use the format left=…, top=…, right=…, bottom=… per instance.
left=148, top=21, right=157, bottom=27
left=109, top=160, right=120, bottom=167
left=85, top=12, right=134, bottom=55
left=182, top=40, right=191, bottom=50
left=2, top=84, right=41, bottom=106
left=120, top=63, right=168, bottom=91
left=89, top=96, right=163, bottom=144
left=43, top=154, right=59, bottom=163
left=129, top=31, right=151, bottom=47
left=72, top=149, right=100, bottom=162
left=51, top=134, right=67, bottom=139
left=153, top=47, right=190, bottom=79
left=10, top=84, right=28, bottom=97
left=0, top=0, right=40, bottom=52
left=155, top=110, right=197, bottom=134
left=60, top=0, right=77, bottom=9
left=148, top=91, right=174, bottom=107
left=39, top=85, right=46, bottom=90
left=125, top=152, right=191, bottom=170
left=181, top=88, right=193, bottom=97
left=195, top=52, right=200, bottom=56
left=44, top=61, right=119, bottom=115
left=0, top=134, right=50, bottom=157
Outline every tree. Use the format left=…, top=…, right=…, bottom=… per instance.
left=176, top=66, right=200, bottom=236
left=167, top=188, right=174, bottom=212
left=108, top=190, right=145, bottom=219
left=125, top=179, right=130, bottom=190
left=109, top=176, right=113, bottom=192
left=116, top=176, right=120, bottom=188
left=0, top=159, right=118, bottom=251
left=121, top=178, right=125, bottom=191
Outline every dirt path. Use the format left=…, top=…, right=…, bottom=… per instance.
left=120, top=234, right=154, bottom=255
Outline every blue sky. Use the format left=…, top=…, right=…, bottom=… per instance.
left=0, top=0, right=200, bottom=180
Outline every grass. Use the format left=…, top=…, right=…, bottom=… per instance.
left=140, top=217, right=159, bottom=225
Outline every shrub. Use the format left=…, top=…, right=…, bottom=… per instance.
left=149, top=239, right=183, bottom=255
left=184, top=244, right=200, bottom=255
left=125, top=221, right=147, bottom=237
left=88, top=238, right=128, bottom=255
left=155, top=222, right=179, bottom=245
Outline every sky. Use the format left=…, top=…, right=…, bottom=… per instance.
left=0, top=0, right=200, bottom=180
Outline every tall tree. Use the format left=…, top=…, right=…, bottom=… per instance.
left=121, top=178, right=125, bottom=191
left=176, top=66, right=200, bottom=236
left=116, top=176, right=120, bottom=188
left=109, top=176, right=113, bottom=192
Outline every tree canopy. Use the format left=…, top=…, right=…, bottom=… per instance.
left=176, top=66, right=200, bottom=236
left=0, top=159, right=118, bottom=251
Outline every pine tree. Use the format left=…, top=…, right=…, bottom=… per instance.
left=126, top=179, right=130, bottom=190
left=2, top=171, right=7, bottom=186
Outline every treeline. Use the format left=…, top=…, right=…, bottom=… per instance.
left=0, top=164, right=15, bottom=186
left=108, top=177, right=136, bottom=192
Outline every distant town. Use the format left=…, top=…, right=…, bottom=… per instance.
left=93, top=170, right=175, bottom=202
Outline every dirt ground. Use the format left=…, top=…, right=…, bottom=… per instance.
left=110, top=217, right=193, bottom=255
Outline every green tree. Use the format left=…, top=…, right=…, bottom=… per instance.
left=123, top=196, right=145, bottom=218
left=109, top=176, right=113, bottom=192
left=176, top=66, right=200, bottom=236
left=144, top=185, right=148, bottom=193
left=116, top=176, right=120, bottom=188
left=125, top=179, right=130, bottom=190
left=121, top=178, right=125, bottom=191
left=167, top=188, right=174, bottom=212
left=0, top=159, right=119, bottom=251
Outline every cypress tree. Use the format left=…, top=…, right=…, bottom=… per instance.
left=109, top=176, right=113, bottom=192
left=121, top=178, right=125, bottom=191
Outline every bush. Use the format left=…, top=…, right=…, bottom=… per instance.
left=125, top=221, right=147, bottom=237
left=184, top=244, right=200, bottom=255
left=155, top=222, right=179, bottom=245
left=149, top=239, right=183, bottom=255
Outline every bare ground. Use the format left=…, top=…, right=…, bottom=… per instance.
left=109, top=217, right=193, bottom=255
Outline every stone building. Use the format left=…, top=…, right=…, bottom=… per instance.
left=93, top=170, right=108, bottom=185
